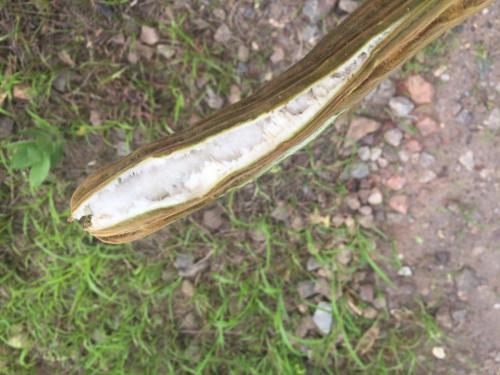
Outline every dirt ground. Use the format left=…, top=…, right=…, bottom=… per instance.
left=378, top=5, right=500, bottom=373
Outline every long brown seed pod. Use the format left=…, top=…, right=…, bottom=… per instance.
left=70, top=0, right=493, bottom=243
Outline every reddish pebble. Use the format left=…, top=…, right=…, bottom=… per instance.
left=385, top=175, right=406, bottom=191
left=404, top=139, right=423, bottom=153
left=416, top=116, right=439, bottom=137
left=406, top=74, right=435, bottom=104
left=389, top=195, right=409, bottom=214
left=346, top=117, right=381, bottom=142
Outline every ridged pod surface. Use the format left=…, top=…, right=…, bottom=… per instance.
left=70, top=0, right=493, bottom=243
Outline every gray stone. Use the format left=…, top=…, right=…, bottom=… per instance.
left=358, top=146, right=371, bottom=161
left=452, top=309, right=467, bottom=323
left=370, top=147, right=382, bottom=161
left=435, top=251, right=450, bottom=266
left=336, top=247, right=352, bottom=265
left=298, top=281, right=317, bottom=299
left=157, top=44, right=175, bottom=59
left=115, top=141, right=129, bottom=157
left=371, top=79, right=396, bottom=105
left=455, top=266, right=480, bottom=293
left=202, top=208, right=223, bottom=230
left=419, top=152, right=436, bottom=168
left=419, top=170, right=437, bottom=184
left=345, top=195, right=361, bottom=210
left=398, top=266, right=413, bottom=277
left=350, top=162, right=370, bottom=179
left=359, top=206, right=373, bottom=216
left=175, top=254, right=194, bottom=270
left=306, top=257, right=322, bottom=271
left=237, top=45, right=250, bottom=62
left=300, top=24, right=320, bottom=44
left=384, top=129, right=404, bottom=147
left=359, top=284, right=374, bottom=303
left=206, top=87, right=224, bottom=109
left=389, top=96, right=415, bottom=117
left=214, top=24, right=232, bottom=43
left=313, top=301, right=333, bottom=335
left=459, top=151, right=475, bottom=172
left=338, top=0, right=359, bottom=13
left=368, top=189, right=383, bottom=205
left=485, top=108, right=500, bottom=131
left=358, top=214, right=374, bottom=228
left=302, top=0, right=321, bottom=23
left=436, top=306, right=453, bottom=329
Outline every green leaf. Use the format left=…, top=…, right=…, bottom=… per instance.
left=11, top=147, right=32, bottom=169
left=29, top=155, right=50, bottom=187
left=49, top=142, right=64, bottom=166
left=9, top=141, right=38, bottom=169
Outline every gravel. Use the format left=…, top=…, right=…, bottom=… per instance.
left=313, top=301, right=334, bottom=335
left=398, top=266, right=413, bottom=277
left=350, top=162, right=370, bottom=179
left=368, top=189, right=383, bottom=205
left=358, top=146, right=371, bottom=161
left=485, top=107, right=500, bottom=131
left=384, top=128, right=404, bottom=147
left=459, top=151, right=475, bottom=172
left=389, top=96, right=415, bottom=117
left=419, top=152, right=436, bottom=168
left=297, top=281, right=317, bottom=299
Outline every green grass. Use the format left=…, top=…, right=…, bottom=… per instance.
left=0, top=1, right=441, bottom=374
left=0, top=183, right=439, bottom=373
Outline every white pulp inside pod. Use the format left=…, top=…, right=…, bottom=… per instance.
left=72, top=24, right=398, bottom=231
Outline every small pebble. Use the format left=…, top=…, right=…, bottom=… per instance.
left=306, top=257, right=322, bottom=272
left=389, top=195, right=409, bottom=214
left=298, top=281, right=317, bottom=299
left=484, top=108, right=500, bottom=131
left=350, top=162, right=370, bottom=179
left=214, top=23, right=232, bottom=43
left=338, top=0, right=359, bottom=13
left=358, top=146, right=371, bottom=161
left=398, top=266, right=413, bottom=277
left=358, top=214, right=374, bottom=228
left=416, top=116, right=439, bottom=137
left=406, top=75, right=435, bottom=104
left=346, top=117, right=381, bottom=142
left=420, top=152, right=436, bottom=168
left=432, top=347, right=446, bottom=360
left=359, top=206, right=373, bottom=216
left=377, top=158, right=389, bottom=168
left=459, top=151, right=475, bottom=172
left=336, top=247, right=353, bottom=265
left=345, top=195, right=361, bottom=211
left=181, top=280, right=195, bottom=298
left=419, top=170, right=437, bottom=184
left=140, top=25, right=160, bottom=45
left=384, top=129, right=404, bottom=147
left=385, top=175, right=406, bottom=191
left=313, top=302, right=333, bottom=335
left=368, top=190, right=383, bottom=205
left=370, top=147, right=382, bottom=161
left=389, top=96, right=415, bottom=117
left=238, top=45, right=250, bottom=62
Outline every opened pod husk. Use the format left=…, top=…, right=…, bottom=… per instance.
left=70, top=0, right=492, bottom=243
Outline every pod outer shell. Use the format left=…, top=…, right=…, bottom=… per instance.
left=71, top=0, right=493, bottom=244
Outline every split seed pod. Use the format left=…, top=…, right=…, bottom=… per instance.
left=70, top=0, right=492, bottom=243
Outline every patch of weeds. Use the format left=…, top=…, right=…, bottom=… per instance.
left=5, top=112, right=64, bottom=187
